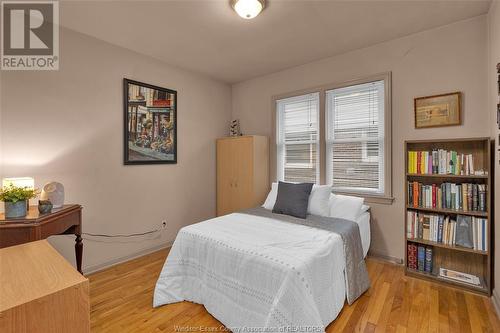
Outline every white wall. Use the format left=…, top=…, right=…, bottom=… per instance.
left=0, top=27, right=232, bottom=272
left=488, top=1, right=500, bottom=306
left=231, top=16, right=489, bottom=260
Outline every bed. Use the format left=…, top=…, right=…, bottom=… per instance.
left=153, top=204, right=370, bottom=332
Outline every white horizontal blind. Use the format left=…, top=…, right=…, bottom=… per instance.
left=276, top=93, right=320, bottom=183
left=326, top=80, right=385, bottom=194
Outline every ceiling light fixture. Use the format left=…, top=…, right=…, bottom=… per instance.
left=232, top=0, right=265, bottom=20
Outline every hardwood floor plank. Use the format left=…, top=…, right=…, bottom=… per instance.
left=88, top=249, right=500, bottom=333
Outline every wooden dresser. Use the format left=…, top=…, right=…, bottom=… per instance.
left=216, top=135, right=269, bottom=216
left=0, top=240, right=90, bottom=333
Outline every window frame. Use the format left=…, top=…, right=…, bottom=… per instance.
left=276, top=92, right=321, bottom=184
left=325, top=79, right=386, bottom=196
left=271, top=72, right=393, bottom=205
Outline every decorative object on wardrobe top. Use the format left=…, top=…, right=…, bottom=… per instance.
left=230, top=119, right=242, bottom=137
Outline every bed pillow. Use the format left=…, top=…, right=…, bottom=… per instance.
left=308, top=185, right=332, bottom=216
left=273, top=182, right=313, bottom=219
left=359, top=204, right=370, bottom=215
left=262, top=182, right=278, bottom=210
left=329, top=194, right=364, bottom=222
left=263, top=183, right=331, bottom=216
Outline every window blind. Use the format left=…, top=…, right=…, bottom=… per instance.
left=276, top=93, right=319, bottom=183
left=326, top=80, right=385, bottom=194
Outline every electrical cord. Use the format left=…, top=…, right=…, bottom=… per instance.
left=82, top=227, right=163, bottom=238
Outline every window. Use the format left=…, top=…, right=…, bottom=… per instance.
left=273, top=73, right=392, bottom=202
left=326, top=80, right=386, bottom=195
left=276, top=93, right=320, bottom=183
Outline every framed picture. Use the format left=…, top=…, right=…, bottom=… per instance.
left=497, top=63, right=500, bottom=95
left=124, top=79, right=177, bottom=164
left=414, top=92, right=461, bottom=129
left=497, top=63, right=500, bottom=129
left=497, top=103, right=500, bottom=130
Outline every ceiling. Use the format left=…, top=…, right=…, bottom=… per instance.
left=59, top=0, right=491, bottom=83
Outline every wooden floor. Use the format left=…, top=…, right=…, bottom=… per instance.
left=88, top=248, right=500, bottom=332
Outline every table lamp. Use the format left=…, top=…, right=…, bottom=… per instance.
left=2, top=177, right=35, bottom=189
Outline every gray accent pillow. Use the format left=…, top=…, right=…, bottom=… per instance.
left=272, top=181, right=314, bottom=219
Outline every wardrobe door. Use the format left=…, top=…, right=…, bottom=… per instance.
left=231, top=137, right=254, bottom=211
left=216, top=139, right=235, bottom=216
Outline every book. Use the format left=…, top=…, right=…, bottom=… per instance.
left=439, top=268, right=480, bottom=286
left=407, top=181, right=486, bottom=212
left=425, top=247, right=433, bottom=273
left=407, top=150, right=480, bottom=176
left=407, top=244, right=417, bottom=270
left=417, top=246, right=425, bottom=271
left=455, top=215, right=473, bottom=249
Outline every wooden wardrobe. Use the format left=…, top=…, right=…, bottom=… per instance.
left=216, top=135, right=269, bottom=216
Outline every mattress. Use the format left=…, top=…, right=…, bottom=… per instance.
left=153, top=210, right=371, bottom=332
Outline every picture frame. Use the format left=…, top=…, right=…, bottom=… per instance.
left=497, top=63, right=500, bottom=95
left=123, top=79, right=177, bottom=165
left=497, top=63, right=500, bottom=130
left=414, top=92, right=461, bottom=129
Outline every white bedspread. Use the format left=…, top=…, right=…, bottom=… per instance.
left=154, top=212, right=348, bottom=332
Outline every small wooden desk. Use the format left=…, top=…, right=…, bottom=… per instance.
left=0, top=204, right=83, bottom=273
left=0, top=240, right=90, bottom=333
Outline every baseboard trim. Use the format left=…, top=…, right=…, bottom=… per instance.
left=367, top=250, right=404, bottom=265
left=492, top=289, right=500, bottom=318
left=83, top=241, right=173, bottom=275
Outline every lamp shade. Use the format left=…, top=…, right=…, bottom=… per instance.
left=2, top=177, right=34, bottom=189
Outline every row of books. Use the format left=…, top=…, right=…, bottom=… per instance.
left=406, top=211, right=488, bottom=251
left=407, top=150, right=485, bottom=176
left=407, top=181, right=487, bottom=212
left=407, top=243, right=433, bottom=273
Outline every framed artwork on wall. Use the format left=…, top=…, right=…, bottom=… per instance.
left=414, top=92, right=461, bottom=129
left=497, top=63, right=500, bottom=130
left=123, top=79, right=177, bottom=165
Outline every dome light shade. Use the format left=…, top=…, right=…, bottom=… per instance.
left=232, top=0, right=265, bottom=19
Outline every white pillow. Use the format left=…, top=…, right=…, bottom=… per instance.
left=262, top=182, right=278, bottom=210
left=359, top=204, right=370, bottom=215
left=329, top=194, right=364, bottom=221
left=308, top=185, right=332, bottom=216
left=262, top=182, right=331, bottom=216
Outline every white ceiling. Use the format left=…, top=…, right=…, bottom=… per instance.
left=60, top=0, right=491, bottom=83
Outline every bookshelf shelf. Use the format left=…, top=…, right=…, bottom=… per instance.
left=407, top=238, right=488, bottom=255
left=406, top=173, right=488, bottom=179
left=406, top=206, right=487, bottom=217
left=404, top=138, right=492, bottom=296
left=406, top=269, right=489, bottom=294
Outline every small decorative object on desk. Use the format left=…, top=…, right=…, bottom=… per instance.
left=229, top=119, right=242, bottom=137
left=38, top=200, right=53, bottom=214
left=40, top=182, right=65, bottom=209
left=0, top=184, right=38, bottom=218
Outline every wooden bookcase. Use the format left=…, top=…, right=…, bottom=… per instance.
left=404, top=137, right=492, bottom=295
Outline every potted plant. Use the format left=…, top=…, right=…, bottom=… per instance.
left=0, top=185, right=38, bottom=218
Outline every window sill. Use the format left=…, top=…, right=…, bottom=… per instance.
left=333, top=191, right=394, bottom=205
